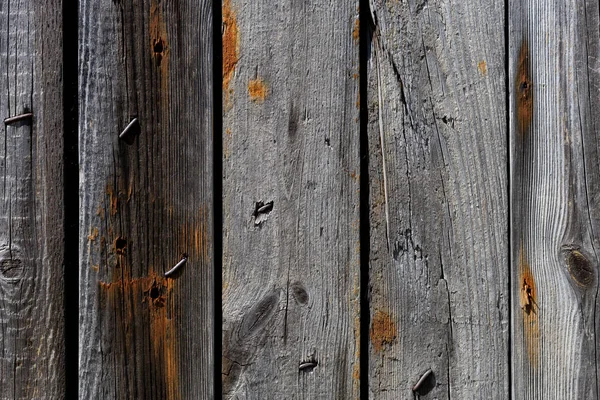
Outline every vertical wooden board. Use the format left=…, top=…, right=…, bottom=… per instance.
left=79, top=1, right=213, bottom=398
left=221, top=0, right=360, bottom=398
left=510, top=0, right=600, bottom=397
left=0, top=2, right=65, bottom=399
left=368, top=0, right=508, bottom=398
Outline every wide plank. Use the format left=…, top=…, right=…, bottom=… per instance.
left=78, top=1, right=213, bottom=398
left=221, top=0, right=361, bottom=398
left=510, top=0, right=600, bottom=397
left=0, top=2, right=66, bottom=398
left=367, top=0, right=508, bottom=398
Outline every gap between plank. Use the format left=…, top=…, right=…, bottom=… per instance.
left=359, top=1, right=372, bottom=398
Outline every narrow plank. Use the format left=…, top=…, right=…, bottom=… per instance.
left=0, top=2, right=66, bottom=398
left=367, top=0, right=508, bottom=398
left=78, top=1, right=213, bottom=398
left=510, top=0, right=600, bottom=397
left=221, top=0, right=360, bottom=398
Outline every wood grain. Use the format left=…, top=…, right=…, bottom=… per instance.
left=510, top=0, right=600, bottom=397
left=221, top=0, right=361, bottom=398
left=78, top=1, right=213, bottom=398
left=367, top=0, right=508, bottom=398
left=0, top=2, right=66, bottom=398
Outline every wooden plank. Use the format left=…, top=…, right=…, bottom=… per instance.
left=78, top=1, right=213, bottom=398
left=221, top=0, right=360, bottom=398
left=0, top=2, right=66, bottom=398
left=367, top=0, right=508, bottom=398
left=510, top=0, right=600, bottom=397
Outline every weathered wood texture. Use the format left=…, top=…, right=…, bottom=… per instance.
left=79, top=1, right=213, bottom=398
left=221, top=0, right=360, bottom=398
left=510, top=1, right=600, bottom=398
left=0, top=2, right=65, bottom=399
left=367, top=1, right=508, bottom=398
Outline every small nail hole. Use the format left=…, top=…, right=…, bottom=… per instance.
left=154, top=39, right=164, bottom=54
left=114, top=237, right=127, bottom=255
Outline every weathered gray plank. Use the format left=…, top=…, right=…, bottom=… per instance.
left=367, top=1, right=508, bottom=398
left=510, top=1, right=600, bottom=397
left=221, top=0, right=360, bottom=398
left=78, top=1, right=213, bottom=398
left=0, top=2, right=65, bottom=399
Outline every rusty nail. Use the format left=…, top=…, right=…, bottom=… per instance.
left=119, top=118, right=139, bottom=144
left=257, top=202, right=273, bottom=214
left=164, top=253, right=188, bottom=278
left=4, top=112, right=33, bottom=125
left=412, top=369, right=432, bottom=392
left=298, top=361, right=317, bottom=371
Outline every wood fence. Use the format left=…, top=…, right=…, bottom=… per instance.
left=1, top=0, right=599, bottom=398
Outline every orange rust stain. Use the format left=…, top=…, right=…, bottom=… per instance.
left=106, top=184, right=118, bottom=216
left=370, top=310, right=397, bottom=353
left=353, top=72, right=359, bottom=80
left=248, top=78, right=268, bottom=102
left=88, top=227, right=99, bottom=241
left=352, top=314, right=361, bottom=390
left=352, top=18, right=360, bottom=43
left=178, top=207, right=210, bottom=262
left=516, top=40, right=533, bottom=135
left=478, top=60, right=487, bottom=75
left=519, top=246, right=539, bottom=367
left=223, top=0, right=239, bottom=104
left=91, top=264, right=99, bottom=271
left=150, top=1, right=170, bottom=110
left=150, top=2, right=169, bottom=66
left=99, top=272, right=180, bottom=399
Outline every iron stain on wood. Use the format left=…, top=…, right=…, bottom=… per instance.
left=518, top=247, right=536, bottom=315
left=222, top=0, right=239, bottom=104
left=516, top=40, right=533, bottom=135
left=518, top=246, right=539, bottom=367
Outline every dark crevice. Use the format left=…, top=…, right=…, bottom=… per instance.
left=213, top=0, right=223, bottom=398
left=63, top=0, right=79, bottom=398
left=359, top=1, right=372, bottom=399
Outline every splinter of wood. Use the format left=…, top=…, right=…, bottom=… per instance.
left=164, top=254, right=188, bottom=277
left=520, top=280, right=533, bottom=314
left=119, top=118, right=139, bottom=144
left=4, top=112, right=33, bottom=125
left=412, top=369, right=432, bottom=392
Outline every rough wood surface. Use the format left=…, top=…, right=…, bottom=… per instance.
left=0, top=2, right=65, bottom=399
left=221, top=0, right=360, bottom=398
left=78, top=1, right=213, bottom=398
left=510, top=1, right=600, bottom=397
left=367, top=1, right=508, bottom=398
